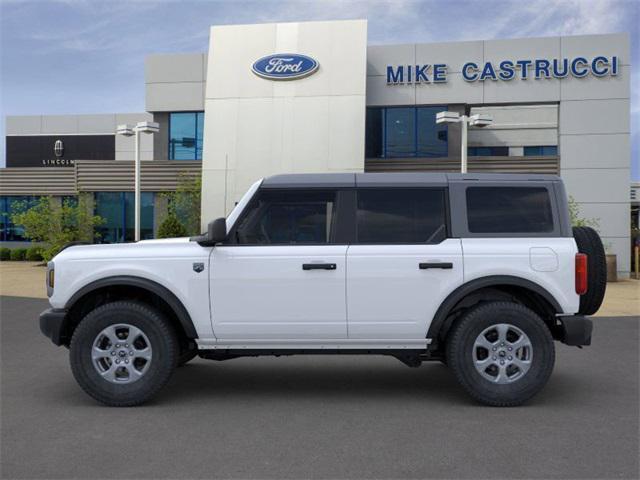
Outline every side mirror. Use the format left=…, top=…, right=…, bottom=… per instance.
left=207, top=217, right=227, bottom=244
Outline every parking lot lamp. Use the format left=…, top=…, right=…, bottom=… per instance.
left=436, top=111, right=492, bottom=173
left=116, top=122, right=159, bottom=241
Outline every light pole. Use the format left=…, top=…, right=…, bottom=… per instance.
left=116, top=121, right=159, bottom=242
left=436, top=111, right=492, bottom=173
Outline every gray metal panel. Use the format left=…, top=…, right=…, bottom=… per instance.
left=145, top=53, right=205, bottom=84
left=365, top=156, right=559, bottom=175
left=355, top=172, right=447, bottom=187
left=552, top=180, right=572, bottom=237
left=75, top=160, right=202, bottom=192
left=446, top=173, right=561, bottom=182
left=0, top=168, right=76, bottom=195
left=6, top=116, right=42, bottom=135
left=261, top=173, right=356, bottom=189
left=152, top=112, right=169, bottom=160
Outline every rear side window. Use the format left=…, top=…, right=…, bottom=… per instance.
left=356, top=188, right=447, bottom=244
left=233, top=190, right=336, bottom=244
left=466, top=187, right=554, bottom=233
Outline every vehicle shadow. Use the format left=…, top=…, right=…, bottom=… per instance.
left=157, top=356, right=594, bottom=407
left=159, top=357, right=475, bottom=405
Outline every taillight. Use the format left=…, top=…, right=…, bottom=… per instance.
left=575, top=253, right=588, bottom=295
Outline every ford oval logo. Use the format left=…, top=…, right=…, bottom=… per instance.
left=252, top=53, right=319, bottom=80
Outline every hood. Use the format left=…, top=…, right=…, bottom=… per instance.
left=52, top=237, right=207, bottom=262
left=137, top=237, right=192, bottom=244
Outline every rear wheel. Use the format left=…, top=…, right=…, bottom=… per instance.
left=70, top=301, right=178, bottom=407
left=446, top=301, right=555, bottom=407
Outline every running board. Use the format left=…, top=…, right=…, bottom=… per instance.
left=196, top=338, right=432, bottom=350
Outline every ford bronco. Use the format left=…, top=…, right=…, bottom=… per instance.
left=39, top=173, right=606, bottom=406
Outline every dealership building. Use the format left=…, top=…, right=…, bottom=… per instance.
left=0, top=20, right=633, bottom=276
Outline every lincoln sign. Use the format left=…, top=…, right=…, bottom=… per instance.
left=386, top=55, right=620, bottom=84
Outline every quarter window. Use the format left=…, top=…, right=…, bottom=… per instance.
left=356, top=189, right=447, bottom=244
left=234, top=190, right=337, bottom=245
left=466, top=187, right=554, bottom=233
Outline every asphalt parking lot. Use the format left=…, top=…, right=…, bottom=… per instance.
left=1, top=295, right=638, bottom=479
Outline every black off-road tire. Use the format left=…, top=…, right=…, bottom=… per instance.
left=572, top=226, right=607, bottom=315
left=446, top=302, right=555, bottom=407
left=70, top=301, right=179, bottom=407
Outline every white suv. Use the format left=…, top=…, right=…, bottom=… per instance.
left=40, top=173, right=606, bottom=407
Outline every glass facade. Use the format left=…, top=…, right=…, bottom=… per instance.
left=95, top=192, right=154, bottom=243
left=365, top=106, right=448, bottom=158
left=0, top=196, right=39, bottom=242
left=168, top=112, right=204, bottom=160
left=524, top=146, right=558, bottom=156
left=468, top=146, right=510, bottom=156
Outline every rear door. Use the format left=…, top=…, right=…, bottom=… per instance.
left=346, top=188, right=463, bottom=339
left=210, top=188, right=348, bottom=340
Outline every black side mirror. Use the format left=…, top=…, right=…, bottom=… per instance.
left=207, top=217, right=227, bottom=244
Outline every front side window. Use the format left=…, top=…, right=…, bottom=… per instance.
left=169, top=112, right=204, bottom=160
left=466, top=187, right=554, bottom=234
left=356, top=189, right=447, bottom=244
left=233, top=190, right=336, bottom=245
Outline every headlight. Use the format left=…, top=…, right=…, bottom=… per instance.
left=46, top=262, right=54, bottom=297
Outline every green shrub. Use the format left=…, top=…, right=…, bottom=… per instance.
left=157, top=213, right=188, bottom=239
left=10, top=195, right=104, bottom=262
left=0, top=248, right=10, bottom=261
left=26, top=246, right=43, bottom=261
left=10, top=248, right=27, bottom=261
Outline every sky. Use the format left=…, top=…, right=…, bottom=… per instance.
left=1, top=0, right=638, bottom=178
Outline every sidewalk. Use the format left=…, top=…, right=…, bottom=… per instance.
left=0, top=261, right=637, bottom=317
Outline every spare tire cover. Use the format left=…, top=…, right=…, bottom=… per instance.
left=572, top=226, right=607, bottom=315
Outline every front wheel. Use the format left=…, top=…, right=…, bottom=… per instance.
left=70, top=301, right=179, bottom=407
left=446, top=301, right=555, bottom=407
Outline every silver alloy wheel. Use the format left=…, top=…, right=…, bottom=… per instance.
left=91, top=323, right=152, bottom=384
left=472, top=323, right=533, bottom=384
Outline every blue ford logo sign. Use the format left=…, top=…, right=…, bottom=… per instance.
left=252, top=53, right=319, bottom=80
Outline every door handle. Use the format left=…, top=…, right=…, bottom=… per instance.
left=419, top=262, right=453, bottom=270
left=302, top=263, right=337, bottom=271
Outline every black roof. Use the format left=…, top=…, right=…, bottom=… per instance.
left=261, top=172, right=560, bottom=188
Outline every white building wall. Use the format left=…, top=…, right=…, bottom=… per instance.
left=200, top=20, right=367, bottom=224
left=365, top=32, right=631, bottom=276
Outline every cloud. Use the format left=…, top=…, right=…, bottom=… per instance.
left=1, top=0, right=638, bottom=175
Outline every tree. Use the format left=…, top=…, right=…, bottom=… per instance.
left=157, top=213, right=188, bottom=238
left=568, top=196, right=599, bottom=229
left=161, top=173, right=202, bottom=236
left=11, top=196, right=105, bottom=261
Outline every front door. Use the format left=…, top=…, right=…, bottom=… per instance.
left=210, top=188, right=347, bottom=340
